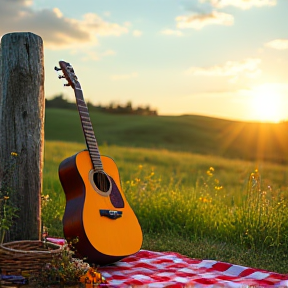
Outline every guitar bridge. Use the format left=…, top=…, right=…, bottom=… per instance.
left=100, top=209, right=122, bottom=220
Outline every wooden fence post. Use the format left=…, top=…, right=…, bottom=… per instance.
left=0, top=32, right=45, bottom=241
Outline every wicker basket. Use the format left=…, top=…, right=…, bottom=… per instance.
left=0, top=240, right=63, bottom=275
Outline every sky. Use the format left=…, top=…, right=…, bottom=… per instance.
left=0, top=0, right=288, bottom=123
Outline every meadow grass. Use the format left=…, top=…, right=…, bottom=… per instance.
left=45, top=108, right=288, bottom=164
left=43, top=141, right=288, bottom=274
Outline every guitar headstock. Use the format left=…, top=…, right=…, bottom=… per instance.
left=55, top=61, right=79, bottom=89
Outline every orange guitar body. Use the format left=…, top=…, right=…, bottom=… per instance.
left=59, top=150, right=143, bottom=265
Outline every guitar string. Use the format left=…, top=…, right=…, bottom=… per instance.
left=75, top=90, right=103, bottom=171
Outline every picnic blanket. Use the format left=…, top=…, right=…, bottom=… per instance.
left=97, top=250, right=288, bottom=287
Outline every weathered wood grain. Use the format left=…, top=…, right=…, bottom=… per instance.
left=0, top=32, right=45, bottom=241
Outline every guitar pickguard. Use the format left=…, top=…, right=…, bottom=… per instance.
left=109, top=177, right=124, bottom=208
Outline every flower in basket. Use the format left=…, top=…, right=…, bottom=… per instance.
left=30, top=241, right=91, bottom=287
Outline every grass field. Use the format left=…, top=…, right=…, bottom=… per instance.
left=45, top=108, right=288, bottom=164
left=43, top=139, right=288, bottom=274
left=42, top=108, right=288, bottom=274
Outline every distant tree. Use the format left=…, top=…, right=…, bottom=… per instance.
left=46, top=95, right=158, bottom=116
left=45, top=94, right=75, bottom=109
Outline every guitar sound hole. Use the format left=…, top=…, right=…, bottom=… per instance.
left=93, top=171, right=111, bottom=193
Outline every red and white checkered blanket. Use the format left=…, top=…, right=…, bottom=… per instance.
left=98, top=250, right=288, bottom=287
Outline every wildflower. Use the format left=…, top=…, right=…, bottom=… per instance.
left=10, top=152, right=18, bottom=157
left=41, top=194, right=50, bottom=203
left=80, top=267, right=107, bottom=285
left=30, top=242, right=91, bottom=286
left=206, top=170, right=213, bottom=176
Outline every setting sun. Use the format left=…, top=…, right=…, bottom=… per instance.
left=251, top=84, right=283, bottom=123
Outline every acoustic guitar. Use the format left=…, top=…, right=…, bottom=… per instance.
left=55, top=61, right=143, bottom=265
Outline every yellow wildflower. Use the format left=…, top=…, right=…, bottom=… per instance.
left=206, top=170, right=213, bottom=176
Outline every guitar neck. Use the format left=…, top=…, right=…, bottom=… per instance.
left=74, top=86, right=103, bottom=171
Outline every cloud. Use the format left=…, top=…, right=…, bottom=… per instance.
left=161, top=29, right=183, bottom=36
left=69, top=48, right=116, bottom=61
left=265, top=39, right=288, bottom=50
left=111, top=72, right=138, bottom=80
left=186, top=58, right=262, bottom=82
left=133, top=30, right=143, bottom=37
left=102, top=50, right=116, bottom=56
left=0, top=0, right=128, bottom=50
left=201, top=0, right=277, bottom=10
left=176, top=11, right=234, bottom=30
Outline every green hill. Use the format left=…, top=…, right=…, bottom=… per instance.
left=45, top=108, right=288, bottom=164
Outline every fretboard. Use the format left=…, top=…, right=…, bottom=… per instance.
left=74, top=86, right=103, bottom=171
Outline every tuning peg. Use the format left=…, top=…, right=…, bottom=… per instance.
left=64, top=83, right=71, bottom=87
left=54, top=66, right=62, bottom=71
left=58, top=75, right=66, bottom=79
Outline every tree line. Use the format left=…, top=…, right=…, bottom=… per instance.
left=45, top=94, right=158, bottom=116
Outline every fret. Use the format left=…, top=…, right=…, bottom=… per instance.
left=85, top=130, right=94, bottom=135
left=87, top=143, right=97, bottom=149
left=87, top=143, right=97, bottom=148
left=91, top=158, right=103, bottom=165
left=85, top=131, right=95, bottom=137
left=90, top=153, right=101, bottom=159
left=93, top=166, right=103, bottom=171
left=87, top=141, right=98, bottom=146
left=86, top=137, right=96, bottom=142
left=83, top=126, right=93, bottom=132
left=91, top=156, right=101, bottom=161
left=82, top=120, right=92, bottom=126
left=85, top=138, right=95, bottom=144
left=78, top=106, right=88, bottom=111
left=90, top=155, right=101, bottom=160
left=89, top=147, right=100, bottom=152
left=78, top=108, right=88, bottom=114
left=84, top=131, right=94, bottom=137
left=77, top=103, right=87, bottom=108
left=79, top=111, right=89, bottom=115
left=89, top=148, right=100, bottom=153
left=90, top=150, right=101, bottom=156
left=82, top=125, right=92, bottom=130
left=86, top=139, right=96, bottom=144
left=92, top=164, right=103, bottom=169
left=83, top=122, right=92, bottom=126
left=90, top=154, right=101, bottom=159
left=91, top=157, right=102, bottom=163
